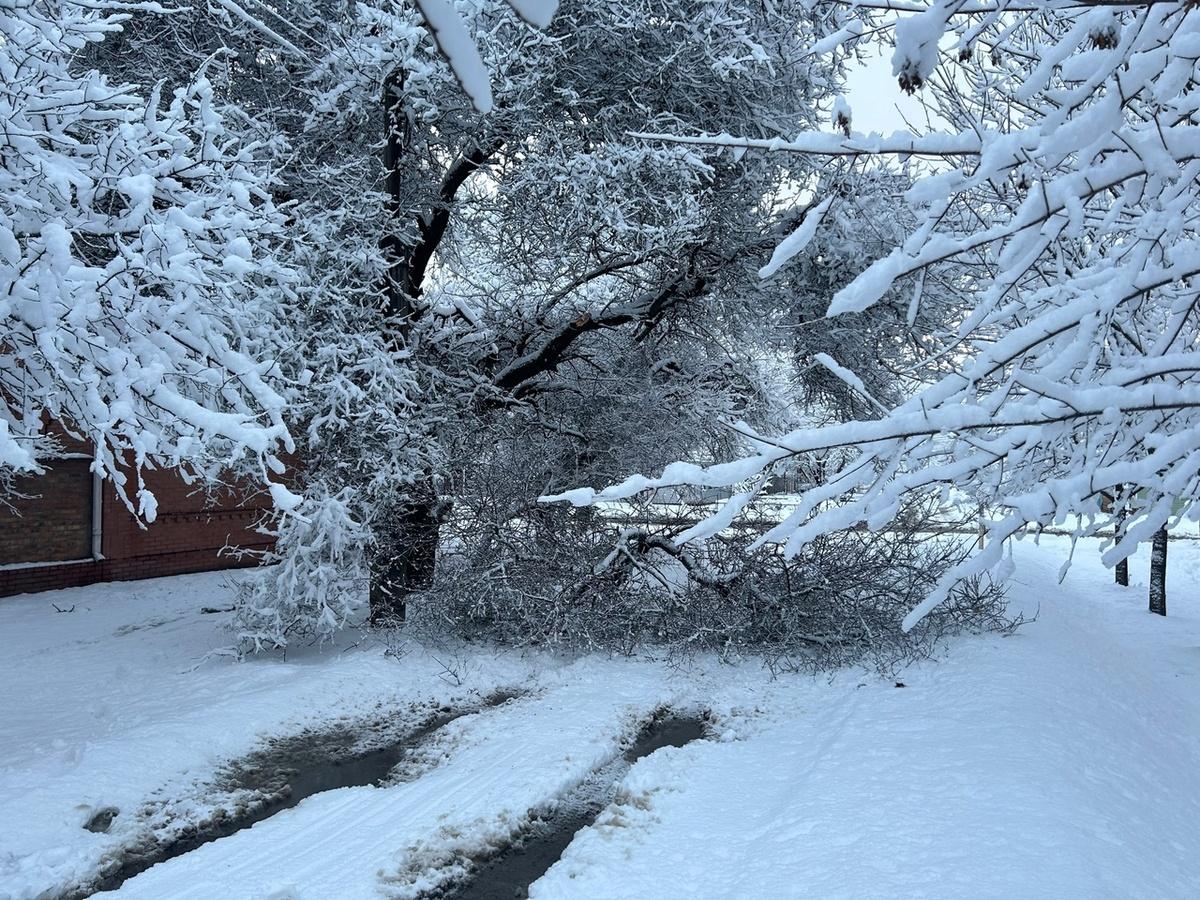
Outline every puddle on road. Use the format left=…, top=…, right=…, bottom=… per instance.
left=622, top=714, right=706, bottom=763
left=439, top=712, right=706, bottom=900
left=77, top=689, right=520, bottom=898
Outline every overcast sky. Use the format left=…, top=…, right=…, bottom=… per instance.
left=843, top=47, right=929, bottom=135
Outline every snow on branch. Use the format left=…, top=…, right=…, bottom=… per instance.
left=1, top=0, right=296, bottom=512
left=549, top=1, right=1200, bottom=630
left=413, top=0, right=496, bottom=113
left=413, top=0, right=560, bottom=113
left=210, top=0, right=310, bottom=59
left=759, top=197, right=834, bottom=278
left=627, top=129, right=984, bottom=157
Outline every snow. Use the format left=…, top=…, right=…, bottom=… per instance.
left=758, top=197, right=833, bottom=279
left=0, top=420, right=37, bottom=471
left=267, top=481, right=303, bottom=512
left=505, top=0, right=559, bottom=30
left=812, top=351, right=883, bottom=412
left=892, top=2, right=952, bottom=88
left=413, top=0, right=495, bottom=114
left=831, top=94, right=851, bottom=132
left=99, top=662, right=689, bottom=899
left=209, top=0, right=309, bottom=60
left=534, top=538, right=1200, bottom=899
left=3, top=537, right=1200, bottom=898
left=0, top=572, right=537, bottom=897
left=808, top=20, right=864, bottom=57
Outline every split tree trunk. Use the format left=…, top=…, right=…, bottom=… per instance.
left=1149, top=526, right=1167, bottom=616
left=369, top=69, right=435, bottom=625
left=369, top=71, right=492, bottom=624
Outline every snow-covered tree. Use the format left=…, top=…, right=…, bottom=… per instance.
left=77, top=0, right=449, bottom=642
left=227, top=0, right=867, bottom=644
left=57, top=0, right=1007, bottom=651
left=548, top=2, right=1200, bottom=629
left=381, top=3, right=1020, bottom=663
left=182, top=0, right=986, bottom=650
left=1, top=0, right=295, bottom=517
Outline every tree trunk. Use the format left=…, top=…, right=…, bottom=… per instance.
left=1114, top=487, right=1129, bottom=587
left=1149, top=526, right=1167, bottom=616
left=370, top=483, right=440, bottom=624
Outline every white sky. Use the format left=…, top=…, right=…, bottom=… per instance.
left=842, top=48, right=930, bottom=135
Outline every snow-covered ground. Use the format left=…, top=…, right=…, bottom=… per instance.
left=2, top=536, right=1199, bottom=899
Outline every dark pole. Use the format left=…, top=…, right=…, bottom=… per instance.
left=1114, top=486, right=1129, bottom=587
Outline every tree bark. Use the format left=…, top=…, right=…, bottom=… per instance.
left=370, top=72, right=477, bottom=623
left=1114, top=486, right=1129, bottom=587
left=1149, top=526, right=1167, bottom=616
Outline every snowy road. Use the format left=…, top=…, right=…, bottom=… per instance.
left=2, top=537, right=1199, bottom=899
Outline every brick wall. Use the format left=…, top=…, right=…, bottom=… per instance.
left=0, top=456, right=275, bottom=598
left=0, top=458, right=93, bottom=565
left=99, top=467, right=273, bottom=565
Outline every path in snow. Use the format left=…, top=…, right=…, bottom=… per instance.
left=100, top=661, right=696, bottom=899
left=0, top=572, right=540, bottom=899
left=444, top=714, right=707, bottom=900
left=84, top=690, right=521, bottom=896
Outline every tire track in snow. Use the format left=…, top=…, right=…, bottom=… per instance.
left=71, top=690, right=521, bottom=899
left=98, top=659, right=689, bottom=900
left=438, top=713, right=707, bottom=900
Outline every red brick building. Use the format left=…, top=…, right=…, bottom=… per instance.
left=0, top=442, right=273, bottom=598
